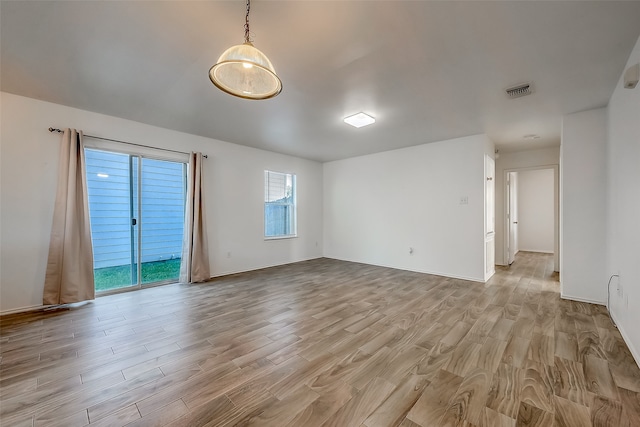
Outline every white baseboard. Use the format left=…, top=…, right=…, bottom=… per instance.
left=560, top=293, right=606, bottom=306
left=610, top=310, right=640, bottom=371
left=211, top=256, right=324, bottom=279
left=0, top=304, right=47, bottom=316
left=485, top=269, right=496, bottom=282
left=323, top=256, right=486, bottom=283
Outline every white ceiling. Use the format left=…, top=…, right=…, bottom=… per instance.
left=2, top=1, right=640, bottom=162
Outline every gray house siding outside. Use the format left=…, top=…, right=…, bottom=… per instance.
left=85, top=149, right=186, bottom=269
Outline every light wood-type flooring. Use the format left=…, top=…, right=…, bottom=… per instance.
left=2, top=252, right=640, bottom=426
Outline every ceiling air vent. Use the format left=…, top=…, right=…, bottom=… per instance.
left=505, top=82, right=534, bottom=99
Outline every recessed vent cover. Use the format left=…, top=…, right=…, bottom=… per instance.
left=505, top=82, right=534, bottom=99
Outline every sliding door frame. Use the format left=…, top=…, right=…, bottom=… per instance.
left=84, top=137, right=189, bottom=296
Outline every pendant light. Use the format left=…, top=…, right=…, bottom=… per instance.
left=209, top=0, right=282, bottom=100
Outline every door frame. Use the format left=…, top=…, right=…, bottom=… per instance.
left=503, top=165, right=559, bottom=272
left=84, top=138, right=190, bottom=296
left=506, top=171, right=518, bottom=265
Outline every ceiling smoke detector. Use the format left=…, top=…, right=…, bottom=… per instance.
left=505, top=82, right=534, bottom=99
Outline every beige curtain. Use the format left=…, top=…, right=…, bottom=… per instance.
left=180, top=152, right=210, bottom=283
left=43, top=129, right=95, bottom=305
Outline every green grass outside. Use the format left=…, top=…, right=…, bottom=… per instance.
left=94, top=258, right=181, bottom=292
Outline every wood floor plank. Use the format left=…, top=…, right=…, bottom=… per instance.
left=577, top=330, right=607, bottom=363
left=554, top=395, right=592, bottom=427
left=468, top=305, right=502, bottom=344
left=359, top=326, right=404, bottom=355
left=485, top=363, right=522, bottom=418
left=590, top=395, right=622, bottom=427
left=399, top=417, right=423, bottom=427
left=377, top=345, right=429, bottom=385
left=234, top=333, right=300, bottom=367
left=521, top=359, right=555, bottom=413
left=0, top=369, right=125, bottom=421
left=320, top=377, right=396, bottom=427
left=527, top=333, right=554, bottom=366
left=237, top=384, right=320, bottom=427
left=442, top=367, right=491, bottom=426
left=553, top=356, right=590, bottom=406
left=618, top=387, right=640, bottom=427
left=127, top=398, right=190, bottom=427
left=414, top=322, right=450, bottom=350
left=284, top=381, right=356, bottom=427
left=501, top=335, right=530, bottom=368
left=34, top=368, right=165, bottom=424
left=555, top=331, right=579, bottom=362
left=39, top=408, right=89, bottom=427
left=362, top=374, right=429, bottom=427
left=476, top=337, right=508, bottom=374
left=267, top=352, right=339, bottom=399
left=347, top=347, right=396, bottom=391
left=482, top=407, right=515, bottom=427
left=87, top=364, right=202, bottom=423
left=489, top=318, right=516, bottom=341
left=406, top=369, right=464, bottom=426
left=310, top=349, right=373, bottom=390
left=440, top=321, right=474, bottom=347
left=444, top=339, right=482, bottom=377
left=87, top=404, right=141, bottom=427
left=135, top=361, right=240, bottom=416
left=584, top=355, right=620, bottom=401
left=512, top=317, right=535, bottom=339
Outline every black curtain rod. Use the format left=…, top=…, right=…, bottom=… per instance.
left=48, top=127, right=208, bottom=158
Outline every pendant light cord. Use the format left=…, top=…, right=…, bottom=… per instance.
left=244, top=0, right=252, bottom=43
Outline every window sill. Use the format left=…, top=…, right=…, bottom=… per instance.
left=264, top=235, right=298, bottom=241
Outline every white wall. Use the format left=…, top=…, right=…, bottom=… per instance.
left=518, top=169, right=554, bottom=253
left=0, top=92, right=324, bottom=313
left=495, top=147, right=559, bottom=265
left=606, top=35, right=640, bottom=363
left=323, top=134, right=492, bottom=282
left=561, top=107, right=607, bottom=304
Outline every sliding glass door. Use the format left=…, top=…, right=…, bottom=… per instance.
left=85, top=149, right=186, bottom=293
left=139, top=158, right=186, bottom=284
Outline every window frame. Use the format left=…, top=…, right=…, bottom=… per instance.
left=264, top=170, right=297, bottom=240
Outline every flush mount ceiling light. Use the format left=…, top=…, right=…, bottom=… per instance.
left=344, top=112, right=376, bottom=128
left=209, top=0, right=282, bottom=100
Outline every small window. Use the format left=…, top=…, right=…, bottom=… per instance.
left=264, top=170, right=296, bottom=238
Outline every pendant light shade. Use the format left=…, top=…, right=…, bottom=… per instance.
left=209, top=0, right=282, bottom=100
left=209, top=42, right=282, bottom=100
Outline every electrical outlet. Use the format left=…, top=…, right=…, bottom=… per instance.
left=460, top=196, right=469, bottom=205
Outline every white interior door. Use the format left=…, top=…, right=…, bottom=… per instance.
left=507, top=171, right=519, bottom=265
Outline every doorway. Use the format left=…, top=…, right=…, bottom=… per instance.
left=85, top=148, right=187, bottom=293
left=504, top=166, right=559, bottom=272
